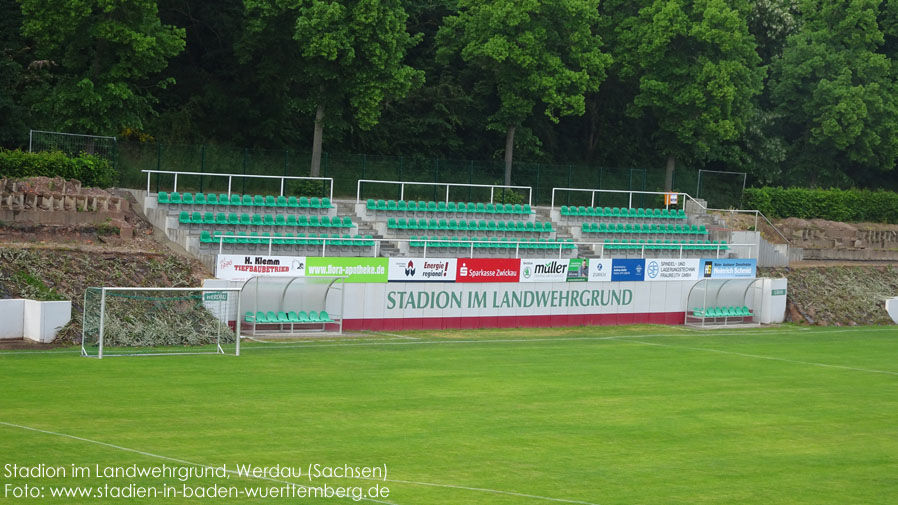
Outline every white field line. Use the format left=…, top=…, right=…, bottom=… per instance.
left=0, top=421, right=398, bottom=505
left=0, top=421, right=602, bottom=505
left=361, top=330, right=420, bottom=340
left=375, top=478, right=600, bottom=505
left=236, top=327, right=889, bottom=353
left=609, top=338, right=898, bottom=376
left=0, top=326, right=892, bottom=357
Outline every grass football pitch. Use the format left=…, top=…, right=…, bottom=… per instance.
left=1, top=325, right=897, bottom=504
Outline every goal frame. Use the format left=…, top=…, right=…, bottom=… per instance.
left=82, top=286, right=244, bottom=359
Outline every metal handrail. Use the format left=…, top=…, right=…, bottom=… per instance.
left=550, top=187, right=687, bottom=210
left=205, top=232, right=755, bottom=261
left=682, top=194, right=792, bottom=245
left=356, top=179, right=533, bottom=205
left=142, top=169, right=334, bottom=200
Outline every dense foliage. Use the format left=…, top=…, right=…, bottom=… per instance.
left=2, top=0, right=897, bottom=189
left=744, top=186, right=898, bottom=223
left=0, top=149, right=118, bottom=188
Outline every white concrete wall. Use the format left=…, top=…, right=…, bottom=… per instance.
left=0, top=299, right=25, bottom=339
left=887, top=297, right=898, bottom=324
left=0, top=299, right=71, bottom=342
left=760, top=278, right=788, bottom=324
left=23, top=300, right=72, bottom=343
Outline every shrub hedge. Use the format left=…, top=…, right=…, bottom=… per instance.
left=744, top=187, right=898, bottom=224
left=0, top=149, right=118, bottom=188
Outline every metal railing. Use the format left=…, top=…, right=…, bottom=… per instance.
left=682, top=194, right=792, bottom=245
left=206, top=233, right=755, bottom=261
left=356, top=179, right=533, bottom=205
left=550, top=187, right=687, bottom=210
left=143, top=170, right=334, bottom=200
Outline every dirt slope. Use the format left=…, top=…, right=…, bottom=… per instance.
left=760, top=266, right=898, bottom=326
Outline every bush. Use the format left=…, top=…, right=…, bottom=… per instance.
left=744, top=187, right=898, bottom=224
left=0, top=149, right=118, bottom=188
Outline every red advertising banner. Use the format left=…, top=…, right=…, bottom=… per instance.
left=456, top=258, right=521, bottom=283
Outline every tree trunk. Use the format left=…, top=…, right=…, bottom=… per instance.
left=665, top=155, right=675, bottom=192
left=310, top=101, right=325, bottom=177
left=504, top=125, right=516, bottom=187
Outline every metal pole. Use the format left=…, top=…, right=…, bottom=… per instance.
left=200, top=145, right=205, bottom=194
left=235, top=289, right=241, bottom=356
left=98, top=288, right=107, bottom=359
left=242, top=148, right=247, bottom=195
left=28, top=130, right=33, bottom=152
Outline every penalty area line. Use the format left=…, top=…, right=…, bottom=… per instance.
left=0, top=421, right=602, bottom=505
left=0, top=421, right=398, bottom=505
left=609, top=338, right=898, bottom=376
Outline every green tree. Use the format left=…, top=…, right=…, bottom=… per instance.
left=17, top=0, right=185, bottom=135
left=772, top=0, right=898, bottom=186
left=243, top=0, right=423, bottom=176
left=616, top=0, right=764, bottom=190
left=437, top=0, right=612, bottom=186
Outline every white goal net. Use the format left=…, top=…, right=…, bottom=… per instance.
left=81, top=287, right=243, bottom=358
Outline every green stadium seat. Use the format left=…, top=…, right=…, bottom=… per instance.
left=321, top=197, right=333, bottom=208
left=263, top=214, right=275, bottom=226
left=310, top=197, right=321, bottom=208
left=275, top=214, right=286, bottom=227
left=157, top=191, right=170, bottom=204
left=298, top=311, right=310, bottom=323
left=287, top=311, right=301, bottom=323
left=178, top=211, right=190, bottom=224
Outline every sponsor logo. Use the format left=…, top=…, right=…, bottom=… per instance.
left=405, top=260, right=416, bottom=277
left=535, top=261, right=567, bottom=275
left=647, top=261, right=659, bottom=279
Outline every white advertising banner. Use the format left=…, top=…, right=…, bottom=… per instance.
left=644, top=258, right=700, bottom=282
left=588, top=259, right=613, bottom=282
left=388, top=257, right=457, bottom=282
left=216, top=254, right=307, bottom=281
left=519, top=259, right=570, bottom=282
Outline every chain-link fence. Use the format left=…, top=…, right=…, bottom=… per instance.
left=119, top=142, right=727, bottom=207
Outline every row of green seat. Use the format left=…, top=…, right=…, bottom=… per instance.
left=159, top=191, right=333, bottom=209
left=409, top=236, right=576, bottom=250
left=200, top=230, right=374, bottom=247
left=367, top=199, right=533, bottom=215
left=582, top=222, right=706, bottom=235
left=180, top=211, right=353, bottom=229
left=245, top=310, right=333, bottom=324
left=692, top=306, right=752, bottom=318
left=389, top=217, right=553, bottom=233
left=602, top=239, right=728, bottom=251
left=561, top=205, right=686, bottom=219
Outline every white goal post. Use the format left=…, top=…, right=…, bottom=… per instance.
left=82, top=287, right=244, bottom=359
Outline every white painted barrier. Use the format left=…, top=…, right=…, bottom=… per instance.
left=0, top=299, right=25, bottom=339
left=887, top=297, right=898, bottom=324
left=0, top=299, right=71, bottom=343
